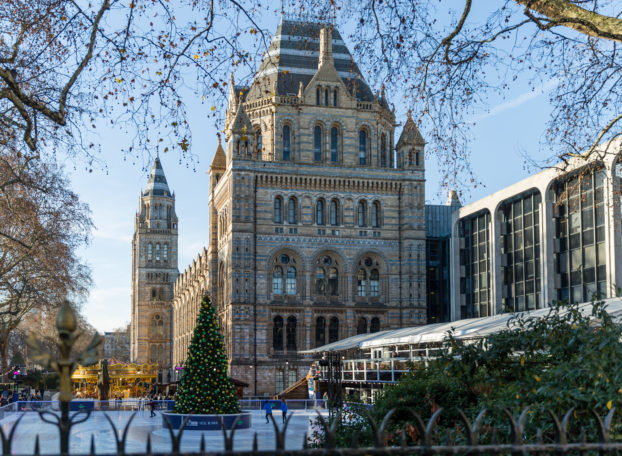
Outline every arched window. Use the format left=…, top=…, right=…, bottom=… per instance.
left=316, top=87, right=320, bottom=105
left=371, top=201, right=380, bottom=228
left=315, top=267, right=325, bottom=295
left=316, top=199, right=325, bottom=225
left=328, top=267, right=338, bottom=296
left=333, top=89, right=338, bottom=107
left=315, top=317, right=326, bottom=347
left=314, top=125, right=322, bottom=161
left=357, top=317, right=367, bottom=335
left=288, top=197, right=297, bottom=224
left=370, top=269, right=380, bottom=296
left=358, top=201, right=367, bottom=227
left=151, top=314, right=164, bottom=338
left=330, top=127, right=339, bottom=163
left=151, top=288, right=157, bottom=300
left=416, top=150, right=420, bottom=166
left=273, top=316, right=284, bottom=351
left=255, top=130, right=262, bottom=160
left=359, top=130, right=367, bottom=165
left=330, top=200, right=339, bottom=226
left=150, top=344, right=163, bottom=363
left=286, top=316, right=297, bottom=350
left=147, top=243, right=153, bottom=261
left=381, top=133, right=387, bottom=168
left=273, top=266, right=283, bottom=295
left=324, top=88, right=329, bottom=106
left=370, top=317, right=380, bottom=333
left=155, top=243, right=161, bottom=261
left=286, top=267, right=297, bottom=295
left=274, top=197, right=283, bottom=223
left=328, top=317, right=339, bottom=343
left=357, top=269, right=367, bottom=296
left=283, top=125, right=291, bottom=161
left=163, top=243, right=168, bottom=261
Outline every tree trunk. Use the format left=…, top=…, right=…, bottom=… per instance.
left=0, top=338, right=8, bottom=383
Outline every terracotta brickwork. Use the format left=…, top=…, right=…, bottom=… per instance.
left=172, top=21, right=427, bottom=395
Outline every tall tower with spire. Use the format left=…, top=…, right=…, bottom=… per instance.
left=130, top=157, right=179, bottom=368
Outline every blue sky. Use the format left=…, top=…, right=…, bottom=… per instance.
left=66, top=12, right=556, bottom=333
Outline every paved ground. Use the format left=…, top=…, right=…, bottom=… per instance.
left=0, top=409, right=328, bottom=453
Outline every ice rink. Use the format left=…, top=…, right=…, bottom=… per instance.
left=0, top=408, right=328, bottom=453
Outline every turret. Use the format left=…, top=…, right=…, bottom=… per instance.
left=396, top=111, right=425, bottom=170
left=209, top=137, right=226, bottom=190
left=226, top=102, right=254, bottom=162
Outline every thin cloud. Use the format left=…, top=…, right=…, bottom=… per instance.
left=472, top=78, right=560, bottom=122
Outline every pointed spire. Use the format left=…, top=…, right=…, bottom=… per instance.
left=228, top=73, right=238, bottom=111
left=210, top=136, right=226, bottom=170
left=318, top=26, right=334, bottom=69
left=396, top=110, right=425, bottom=149
left=230, top=102, right=253, bottom=136
left=144, top=157, right=171, bottom=197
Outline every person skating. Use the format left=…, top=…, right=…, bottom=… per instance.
left=149, top=397, right=156, bottom=417
left=262, top=400, right=273, bottom=423
left=280, top=400, right=288, bottom=423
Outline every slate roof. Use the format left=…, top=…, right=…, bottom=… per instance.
left=396, top=111, right=425, bottom=148
left=245, top=20, right=375, bottom=102
left=144, top=157, right=171, bottom=197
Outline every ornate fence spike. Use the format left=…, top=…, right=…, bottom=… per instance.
left=219, top=414, right=242, bottom=451
left=161, top=413, right=190, bottom=453
left=457, top=408, right=486, bottom=446
left=368, top=406, right=392, bottom=448
left=34, top=435, right=40, bottom=456
left=145, top=433, right=152, bottom=455
left=252, top=432, right=258, bottom=452
left=590, top=407, right=615, bottom=443
left=89, top=435, right=95, bottom=456
left=425, top=408, right=443, bottom=447
left=504, top=407, right=529, bottom=446
left=103, top=411, right=136, bottom=454
left=548, top=407, right=573, bottom=445
left=314, top=410, right=339, bottom=449
left=200, top=433, right=205, bottom=454
left=302, top=431, right=308, bottom=450
left=579, top=426, right=587, bottom=456
left=0, top=412, right=23, bottom=455
left=266, top=411, right=291, bottom=450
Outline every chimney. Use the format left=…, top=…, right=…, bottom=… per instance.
left=318, top=26, right=333, bottom=68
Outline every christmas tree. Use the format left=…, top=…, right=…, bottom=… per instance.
left=174, top=296, right=240, bottom=414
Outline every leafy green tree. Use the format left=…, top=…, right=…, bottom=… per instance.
left=174, top=296, right=239, bottom=415
left=319, top=301, right=622, bottom=447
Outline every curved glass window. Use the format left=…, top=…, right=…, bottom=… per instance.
left=316, top=200, right=325, bottom=225
left=314, top=126, right=322, bottom=161
left=288, top=198, right=297, bottom=224
left=273, top=266, right=283, bottom=295
left=283, top=125, right=291, bottom=161
left=371, top=201, right=380, bottom=228
left=315, top=317, right=326, bottom=347
left=357, top=269, right=367, bottom=296
left=358, top=202, right=367, bottom=227
left=359, top=130, right=367, bottom=165
left=273, top=316, right=284, bottom=351
left=328, top=317, right=339, bottom=343
left=286, top=316, right=297, bottom=350
left=330, top=200, right=339, bottom=226
left=274, top=197, right=283, bottom=223
left=330, top=127, right=339, bottom=162
left=286, top=267, right=297, bottom=295
left=370, top=269, right=380, bottom=296
left=357, top=317, right=367, bottom=335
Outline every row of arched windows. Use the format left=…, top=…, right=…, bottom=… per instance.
left=142, top=203, right=172, bottom=220
left=272, top=315, right=382, bottom=351
left=277, top=125, right=392, bottom=166
left=147, top=242, right=169, bottom=262
left=316, top=86, right=338, bottom=107
left=273, top=196, right=382, bottom=227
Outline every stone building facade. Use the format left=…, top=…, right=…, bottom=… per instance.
left=172, top=20, right=428, bottom=395
left=130, top=158, right=179, bottom=367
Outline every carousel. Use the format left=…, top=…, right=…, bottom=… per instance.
left=71, top=358, right=158, bottom=398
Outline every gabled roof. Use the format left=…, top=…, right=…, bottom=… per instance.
left=144, top=157, right=171, bottom=197
left=229, top=102, right=253, bottom=136
left=396, top=111, right=425, bottom=149
left=245, top=20, right=374, bottom=102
